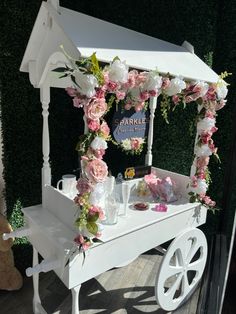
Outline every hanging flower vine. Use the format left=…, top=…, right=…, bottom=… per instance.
left=53, top=50, right=230, bottom=250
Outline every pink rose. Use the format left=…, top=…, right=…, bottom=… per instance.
left=76, top=178, right=93, bottom=194
left=172, top=95, right=180, bottom=105
left=73, top=97, right=84, bottom=108
left=85, top=158, right=108, bottom=184
left=107, top=81, right=118, bottom=92
left=200, top=131, right=212, bottom=144
left=87, top=119, right=100, bottom=132
left=196, top=156, right=210, bottom=169
left=74, top=234, right=91, bottom=251
left=84, top=98, right=107, bottom=120
left=95, top=88, right=105, bottom=99
left=89, top=205, right=105, bottom=220
left=134, top=102, right=145, bottom=112
left=149, top=90, right=158, bottom=97
left=116, top=90, right=126, bottom=100
left=100, top=121, right=110, bottom=138
left=92, top=148, right=106, bottom=159
left=131, top=138, right=141, bottom=150
left=140, top=91, right=150, bottom=101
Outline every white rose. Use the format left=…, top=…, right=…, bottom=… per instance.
left=216, top=79, right=228, bottom=99
left=197, top=117, right=215, bottom=133
left=142, top=71, right=162, bottom=91
left=90, top=136, right=108, bottom=150
left=192, top=179, right=208, bottom=194
left=121, top=139, right=131, bottom=150
left=108, top=60, right=129, bottom=83
left=195, top=144, right=212, bottom=157
left=73, top=70, right=98, bottom=98
left=165, top=77, right=186, bottom=96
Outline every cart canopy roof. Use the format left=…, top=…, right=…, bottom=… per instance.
left=20, top=0, right=219, bottom=87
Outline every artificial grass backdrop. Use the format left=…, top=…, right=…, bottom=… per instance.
left=0, top=0, right=235, bottom=272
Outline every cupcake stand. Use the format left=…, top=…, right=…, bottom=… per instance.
left=2, top=1, right=222, bottom=313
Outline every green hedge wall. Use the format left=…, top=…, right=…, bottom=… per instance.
left=0, top=0, right=235, bottom=271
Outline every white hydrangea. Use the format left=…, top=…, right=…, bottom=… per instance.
left=90, top=136, right=108, bottom=150
left=216, top=79, right=228, bottom=99
left=197, top=117, right=215, bottom=133
left=108, top=59, right=129, bottom=83
left=165, top=77, right=186, bottom=96
left=73, top=70, right=98, bottom=98
left=142, top=71, right=162, bottom=91
left=195, top=144, right=212, bottom=157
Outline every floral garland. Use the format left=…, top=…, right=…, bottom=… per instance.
left=53, top=51, right=229, bottom=250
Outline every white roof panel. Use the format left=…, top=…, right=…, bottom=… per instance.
left=20, top=1, right=219, bottom=85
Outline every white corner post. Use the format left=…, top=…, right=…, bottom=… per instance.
left=40, top=81, right=51, bottom=205
left=145, top=96, right=157, bottom=166
left=190, top=104, right=203, bottom=177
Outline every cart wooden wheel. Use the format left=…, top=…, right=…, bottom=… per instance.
left=155, top=228, right=207, bottom=311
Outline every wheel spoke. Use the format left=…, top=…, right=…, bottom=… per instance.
left=186, top=239, right=200, bottom=264
left=187, top=259, right=205, bottom=273
left=165, top=273, right=183, bottom=301
left=182, top=272, right=191, bottom=296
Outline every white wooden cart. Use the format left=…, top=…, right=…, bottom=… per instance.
left=3, top=0, right=221, bottom=313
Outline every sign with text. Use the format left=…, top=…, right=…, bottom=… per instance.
left=112, top=108, right=149, bottom=143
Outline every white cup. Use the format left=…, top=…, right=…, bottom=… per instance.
left=57, top=174, right=77, bottom=196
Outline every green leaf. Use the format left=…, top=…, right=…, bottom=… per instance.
left=112, top=56, right=120, bottom=62
left=86, top=222, right=98, bottom=235
left=51, top=67, right=67, bottom=73
left=87, top=213, right=99, bottom=222
left=189, top=195, right=197, bottom=203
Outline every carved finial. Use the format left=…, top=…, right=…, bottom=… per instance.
left=48, top=0, right=60, bottom=12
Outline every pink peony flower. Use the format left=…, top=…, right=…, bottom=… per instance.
left=76, top=178, right=93, bottom=194
left=85, top=158, right=108, bottom=184
left=100, top=121, right=110, bottom=138
left=87, top=119, right=100, bottom=132
left=84, top=98, right=107, bottom=120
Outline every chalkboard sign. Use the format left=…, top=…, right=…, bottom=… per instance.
left=111, top=108, right=149, bottom=143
